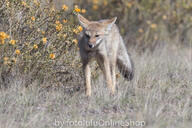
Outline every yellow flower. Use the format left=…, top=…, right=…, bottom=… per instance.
left=21, top=1, right=27, bottom=6
left=0, top=32, right=10, bottom=40
left=31, top=16, right=35, bottom=21
left=62, top=4, right=68, bottom=11
left=0, top=32, right=9, bottom=44
left=9, top=40, right=16, bottom=45
left=92, top=5, right=98, bottom=10
left=72, top=39, right=78, bottom=45
left=63, top=19, right=67, bottom=23
left=55, top=20, right=60, bottom=25
left=74, top=8, right=81, bottom=13
left=138, top=28, right=144, bottom=33
left=15, top=49, right=21, bottom=55
left=42, top=38, right=47, bottom=44
left=33, top=44, right=38, bottom=49
left=49, top=53, right=55, bottom=59
left=81, top=9, right=86, bottom=13
left=150, top=24, right=157, bottom=29
left=78, top=26, right=83, bottom=32
left=56, top=24, right=62, bottom=31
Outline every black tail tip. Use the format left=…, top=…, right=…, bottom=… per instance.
left=123, top=71, right=134, bottom=81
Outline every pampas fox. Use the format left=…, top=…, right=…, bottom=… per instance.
left=77, top=14, right=134, bottom=96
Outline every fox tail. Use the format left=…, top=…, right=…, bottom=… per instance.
left=117, top=42, right=134, bottom=80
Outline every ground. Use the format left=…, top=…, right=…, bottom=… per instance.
left=0, top=44, right=191, bottom=128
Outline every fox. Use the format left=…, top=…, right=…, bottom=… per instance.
left=77, top=14, right=134, bottom=96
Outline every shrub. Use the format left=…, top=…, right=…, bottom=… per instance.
left=0, top=0, right=83, bottom=87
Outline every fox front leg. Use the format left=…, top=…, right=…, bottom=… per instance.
left=83, top=62, right=92, bottom=97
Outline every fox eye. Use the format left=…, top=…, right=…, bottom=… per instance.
left=95, top=35, right=99, bottom=37
left=85, top=34, right=90, bottom=38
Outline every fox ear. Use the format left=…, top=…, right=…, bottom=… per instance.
left=77, top=14, right=90, bottom=28
left=102, top=17, right=117, bottom=31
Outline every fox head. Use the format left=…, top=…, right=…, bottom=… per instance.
left=77, top=14, right=117, bottom=49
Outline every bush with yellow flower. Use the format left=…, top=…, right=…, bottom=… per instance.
left=0, top=0, right=84, bottom=86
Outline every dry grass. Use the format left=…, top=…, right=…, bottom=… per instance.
left=0, top=44, right=191, bottom=128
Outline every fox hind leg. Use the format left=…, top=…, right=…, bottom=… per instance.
left=103, top=57, right=115, bottom=94
left=111, top=61, right=116, bottom=92
left=96, top=55, right=115, bottom=94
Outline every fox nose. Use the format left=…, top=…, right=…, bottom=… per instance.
left=88, top=44, right=94, bottom=48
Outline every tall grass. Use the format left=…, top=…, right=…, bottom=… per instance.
left=0, top=44, right=191, bottom=128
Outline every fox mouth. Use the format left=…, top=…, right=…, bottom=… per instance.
left=87, top=38, right=103, bottom=49
left=88, top=43, right=94, bottom=48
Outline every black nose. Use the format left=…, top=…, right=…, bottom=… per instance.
left=88, top=44, right=94, bottom=48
